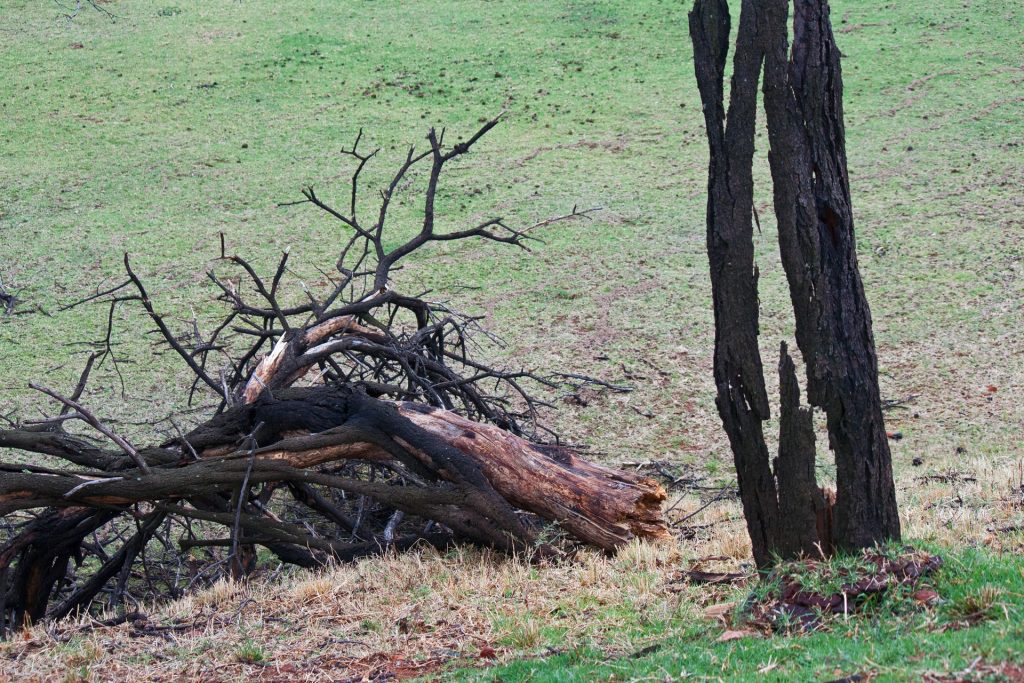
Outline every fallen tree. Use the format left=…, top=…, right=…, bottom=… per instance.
left=0, top=117, right=668, bottom=633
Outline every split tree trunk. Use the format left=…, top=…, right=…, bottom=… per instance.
left=395, top=403, right=669, bottom=547
left=689, top=0, right=900, bottom=566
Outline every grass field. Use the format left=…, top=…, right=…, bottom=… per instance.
left=1, top=0, right=1022, bottom=680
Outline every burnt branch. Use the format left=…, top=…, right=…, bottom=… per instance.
left=55, top=0, right=116, bottom=24
left=0, top=279, right=17, bottom=316
left=28, top=383, right=150, bottom=474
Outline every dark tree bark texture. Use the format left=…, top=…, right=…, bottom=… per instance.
left=690, top=0, right=900, bottom=567
left=761, top=0, right=901, bottom=550
left=689, top=0, right=781, bottom=570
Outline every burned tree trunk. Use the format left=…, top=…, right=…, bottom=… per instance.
left=774, top=343, right=829, bottom=557
left=760, top=0, right=900, bottom=549
left=0, top=118, right=668, bottom=631
left=689, top=0, right=782, bottom=569
left=690, top=0, right=900, bottom=566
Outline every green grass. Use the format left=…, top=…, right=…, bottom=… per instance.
left=1, top=0, right=1020, bottom=447
left=1, top=0, right=1023, bottom=680
left=454, top=548, right=1024, bottom=682
left=1, top=0, right=1020, bottom=461
left=234, top=638, right=267, bottom=665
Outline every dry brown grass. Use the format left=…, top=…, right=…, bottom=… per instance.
left=0, top=540, right=700, bottom=682
left=4, top=435, right=1019, bottom=683
left=2, top=317, right=1020, bottom=681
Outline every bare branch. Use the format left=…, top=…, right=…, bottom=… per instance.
left=28, top=383, right=150, bottom=474
left=123, top=253, right=224, bottom=399
left=0, top=119, right=656, bottom=629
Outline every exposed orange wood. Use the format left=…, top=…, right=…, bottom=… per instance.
left=394, top=403, right=669, bottom=549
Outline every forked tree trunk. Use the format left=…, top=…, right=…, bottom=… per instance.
left=689, top=0, right=900, bottom=567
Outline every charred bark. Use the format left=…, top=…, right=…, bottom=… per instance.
left=774, top=343, right=827, bottom=558
left=689, top=0, right=781, bottom=570
left=761, top=0, right=901, bottom=549
left=0, top=388, right=667, bottom=627
left=0, top=509, right=117, bottom=633
left=690, top=0, right=900, bottom=567
left=0, top=387, right=667, bottom=551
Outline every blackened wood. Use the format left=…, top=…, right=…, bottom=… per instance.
left=47, top=511, right=167, bottom=621
left=690, top=0, right=780, bottom=569
left=0, top=116, right=664, bottom=628
left=774, top=342, right=825, bottom=558
left=0, top=387, right=667, bottom=553
left=2, top=509, right=116, bottom=627
left=0, top=429, right=120, bottom=470
left=760, top=0, right=900, bottom=549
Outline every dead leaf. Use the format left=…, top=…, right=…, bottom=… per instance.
left=478, top=645, right=497, bottom=659
left=716, top=629, right=758, bottom=642
left=703, top=602, right=734, bottom=620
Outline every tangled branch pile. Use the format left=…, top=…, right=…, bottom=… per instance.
left=0, top=118, right=667, bottom=634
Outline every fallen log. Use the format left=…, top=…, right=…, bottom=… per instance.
left=0, top=118, right=668, bottom=631
left=395, top=402, right=668, bottom=548
left=0, top=391, right=667, bottom=551
left=0, top=386, right=667, bottom=630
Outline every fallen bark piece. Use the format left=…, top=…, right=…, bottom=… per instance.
left=716, top=629, right=759, bottom=642
left=677, top=570, right=747, bottom=586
